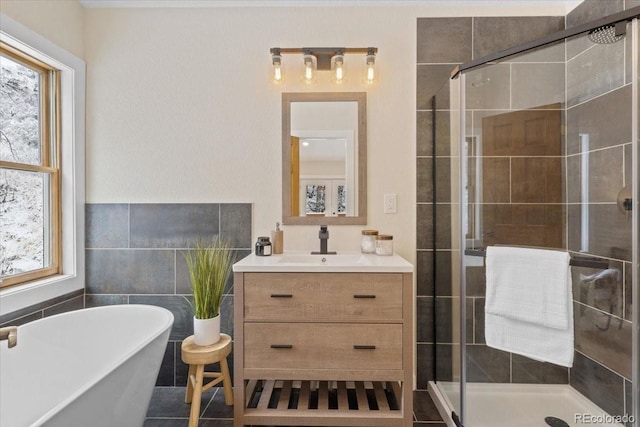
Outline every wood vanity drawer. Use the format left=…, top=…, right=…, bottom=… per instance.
left=244, top=322, right=402, bottom=370
left=243, top=272, right=403, bottom=321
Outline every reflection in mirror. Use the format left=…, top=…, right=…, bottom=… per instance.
left=283, top=93, right=366, bottom=225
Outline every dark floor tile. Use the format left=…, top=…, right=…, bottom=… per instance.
left=146, top=386, right=216, bottom=419
left=201, top=389, right=234, bottom=419
left=413, top=390, right=445, bottom=422
left=144, top=419, right=189, bottom=427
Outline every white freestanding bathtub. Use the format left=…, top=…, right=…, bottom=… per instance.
left=0, top=304, right=174, bottom=427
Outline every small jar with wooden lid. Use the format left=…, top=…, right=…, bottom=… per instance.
left=361, top=230, right=378, bottom=253
left=375, top=234, right=393, bottom=256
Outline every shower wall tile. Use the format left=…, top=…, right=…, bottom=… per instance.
left=624, top=262, right=633, bottom=321
left=574, top=302, right=632, bottom=379
left=566, top=86, right=632, bottom=155
left=590, top=205, right=632, bottom=261
left=511, top=157, right=563, bottom=204
left=417, top=17, right=472, bottom=64
left=417, top=343, right=434, bottom=388
left=626, top=0, right=640, bottom=9
left=505, top=40, right=565, bottom=64
left=571, top=351, right=625, bottom=417
left=625, top=380, right=633, bottom=424
left=511, top=63, right=565, bottom=110
left=416, top=204, right=452, bottom=250
left=625, top=143, right=632, bottom=187
left=481, top=204, right=564, bottom=248
left=566, top=0, right=624, bottom=29
left=417, top=110, right=433, bottom=158
left=86, top=249, right=175, bottom=294
left=511, top=355, right=569, bottom=384
left=625, top=27, right=633, bottom=85
left=85, top=203, right=129, bottom=248
left=466, top=265, right=486, bottom=297
left=417, top=250, right=453, bottom=296
left=417, top=297, right=434, bottom=343
left=572, top=260, right=624, bottom=318
left=417, top=64, right=455, bottom=110
left=473, top=16, right=564, bottom=59
left=482, top=158, right=510, bottom=203
left=466, top=344, right=511, bottom=383
left=464, top=64, right=510, bottom=110
left=130, top=203, right=220, bottom=248
left=473, top=297, right=485, bottom=344
left=567, top=40, right=625, bottom=107
left=566, top=147, right=623, bottom=204
left=417, top=158, right=451, bottom=203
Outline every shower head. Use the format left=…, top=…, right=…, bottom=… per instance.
left=588, top=22, right=626, bottom=44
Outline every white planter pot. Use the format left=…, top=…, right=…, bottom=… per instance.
left=193, top=315, right=221, bottom=346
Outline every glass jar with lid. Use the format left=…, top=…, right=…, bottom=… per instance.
left=375, top=234, right=393, bottom=256
left=361, top=230, right=378, bottom=253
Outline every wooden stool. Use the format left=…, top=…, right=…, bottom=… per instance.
left=181, top=334, right=233, bottom=427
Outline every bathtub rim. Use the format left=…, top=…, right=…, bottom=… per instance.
left=6, top=304, right=174, bottom=427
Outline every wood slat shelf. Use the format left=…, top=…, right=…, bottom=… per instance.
left=242, top=380, right=405, bottom=426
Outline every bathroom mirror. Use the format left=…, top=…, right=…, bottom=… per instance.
left=282, top=92, right=367, bottom=225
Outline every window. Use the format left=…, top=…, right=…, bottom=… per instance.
left=0, top=44, right=61, bottom=288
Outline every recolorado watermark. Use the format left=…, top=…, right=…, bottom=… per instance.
left=575, top=413, right=635, bottom=424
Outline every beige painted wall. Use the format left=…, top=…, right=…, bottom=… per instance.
left=1, top=0, right=84, bottom=58
left=3, top=1, right=574, bottom=263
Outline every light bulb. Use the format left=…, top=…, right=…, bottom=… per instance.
left=302, top=54, right=317, bottom=84
left=365, top=53, right=376, bottom=84
left=272, top=54, right=283, bottom=83
left=331, top=53, right=346, bottom=84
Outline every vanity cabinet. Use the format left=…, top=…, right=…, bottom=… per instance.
left=232, top=259, right=413, bottom=427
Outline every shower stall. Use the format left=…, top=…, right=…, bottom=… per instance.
left=428, top=7, right=640, bottom=427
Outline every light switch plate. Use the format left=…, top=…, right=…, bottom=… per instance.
left=384, top=193, right=397, bottom=214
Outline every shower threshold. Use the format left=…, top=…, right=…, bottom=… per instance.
left=428, top=382, right=626, bottom=427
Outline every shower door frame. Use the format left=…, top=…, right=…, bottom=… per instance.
left=447, top=7, right=640, bottom=427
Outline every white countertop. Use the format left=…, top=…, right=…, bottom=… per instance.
left=233, top=252, right=413, bottom=273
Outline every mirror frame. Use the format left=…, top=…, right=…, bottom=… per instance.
left=282, top=92, right=367, bottom=225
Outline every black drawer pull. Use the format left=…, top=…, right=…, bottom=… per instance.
left=270, top=294, right=293, bottom=298
left=353, top=345, right=376, bottom=350
left=353, top=294, right=376, bottom=299
left=270, top=344, right=293, bottom=349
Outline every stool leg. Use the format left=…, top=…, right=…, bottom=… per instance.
left=185, top=364, right=195, bottom=403
left=220, top=356, right=234, bottom=405
left=188, top=364, right=205, bottom=427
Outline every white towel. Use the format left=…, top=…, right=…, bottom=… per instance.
left=484, top=246, right=574, bottom=367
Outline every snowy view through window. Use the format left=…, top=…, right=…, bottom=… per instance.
left=0, top=54, right=46, bottom=278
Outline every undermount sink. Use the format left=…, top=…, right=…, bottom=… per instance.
left=233, top=252, right=413, bottom=273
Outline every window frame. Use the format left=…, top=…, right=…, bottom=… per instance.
left=0, top=12, right=85, bottom=315
left=1, top=43, right=63, bottom=288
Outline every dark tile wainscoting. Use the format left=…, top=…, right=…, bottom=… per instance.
left=85, top=203, right=252, bottom=387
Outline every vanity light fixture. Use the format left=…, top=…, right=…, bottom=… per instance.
left=270, top=47, right=378, bottom=85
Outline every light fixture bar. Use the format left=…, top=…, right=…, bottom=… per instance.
left=269, top=47, right=378, bottom=84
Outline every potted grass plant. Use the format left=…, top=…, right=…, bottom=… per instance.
left=183, top=238, right=233, bottom=346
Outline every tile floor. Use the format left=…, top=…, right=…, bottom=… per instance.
left=144, top=387, right=446, bottom=427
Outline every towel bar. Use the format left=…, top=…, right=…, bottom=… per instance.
left=463, top=248, right=610, bottom=270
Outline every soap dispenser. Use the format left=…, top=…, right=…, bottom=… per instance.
left=272, top=222, right=283, bottom=254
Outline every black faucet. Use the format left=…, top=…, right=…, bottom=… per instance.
left=312, top=225, right=336, bottom=255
